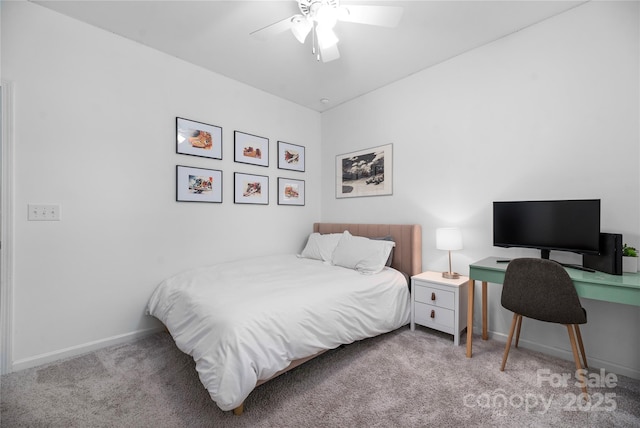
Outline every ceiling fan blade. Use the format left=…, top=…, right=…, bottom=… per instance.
left=320, top=43, right=340, bottom=63
left=250, top=15, right=298, bottom=40
left=337, top=5, right=403, bottom=27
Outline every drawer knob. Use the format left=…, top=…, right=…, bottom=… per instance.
left=431, top=292, right=436, bottom=301
left=430, top=310, right=435, bottom=318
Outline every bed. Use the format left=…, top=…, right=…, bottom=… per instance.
left=146, top=223, right=422, bottom=414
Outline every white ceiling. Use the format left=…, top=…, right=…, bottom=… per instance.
left=32, top=0, right=584, bottom=112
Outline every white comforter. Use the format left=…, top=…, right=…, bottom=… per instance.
left=146, top=254, right=410, bottom=411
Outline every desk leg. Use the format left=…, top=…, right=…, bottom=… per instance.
left=466, top=279, right=475, bottom=358
left=482, top=281, right=488, bottom=340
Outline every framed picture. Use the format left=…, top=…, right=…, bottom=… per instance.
left=234, top=131, right=269, bottom=167
left=176, top=165, right=222, bottom=203
left=176, top=117, right=222, bottom=159
left=278, top=177, right=305, bottom=206
left=277, top=141, right=305, bottom=172
left=234, top=172, right=269, bottom=205
left=336, top=143, right=393, bottom=198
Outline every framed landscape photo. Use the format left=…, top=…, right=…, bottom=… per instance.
left=234, top=131, right=269, bottom=167
left=234, top=172, right=269, bottom=205
left=336, top=143, right=393, bottom=199
left=176, top=117, right=222, bottom=159
left=277, top=141, right=305, bottom=172
left=176, top=165, right=222, bottom=203
left=278, top=177, right=305, bottom=206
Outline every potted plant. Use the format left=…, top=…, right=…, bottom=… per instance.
left=622, top=243, right=638, bottom=273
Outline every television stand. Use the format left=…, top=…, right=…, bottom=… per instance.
left=561, top=263, right=596, bottom=273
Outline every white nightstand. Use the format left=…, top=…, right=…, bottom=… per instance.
left=410, top=271, right=469, bottom=346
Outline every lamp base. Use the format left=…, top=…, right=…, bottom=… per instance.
left=442, top=271, right=460, bottom=279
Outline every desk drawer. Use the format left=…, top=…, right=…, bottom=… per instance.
left=414, top=284, right=455, bottom=310
left=414, top=302, right=455, bottom=331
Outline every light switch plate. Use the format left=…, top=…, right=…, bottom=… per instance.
left=28, top=204, right=61, bottom=221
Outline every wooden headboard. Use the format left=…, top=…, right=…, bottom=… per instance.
left=313, top=223, right=422, bottom=277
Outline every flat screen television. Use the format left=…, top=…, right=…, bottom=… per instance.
left=493, top=199, right=601, bottom=259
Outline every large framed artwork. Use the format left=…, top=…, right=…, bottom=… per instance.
left=277, top=141, right=305, bottom=172
left=278, top=177, right=305, bottom=206
left=234, top=172, right=269, bottom=205
left=176, top=165, right=222, bottom=203
left=234, top=131, right=269, bottom=167
left=336, top=143, right=393, bottom=198
left=176, top=117, right=222, bottom=159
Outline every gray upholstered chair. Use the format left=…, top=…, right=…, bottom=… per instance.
left=499, top=258, right=589, bottom=396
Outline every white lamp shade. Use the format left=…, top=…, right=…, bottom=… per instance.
left=436, top=228, right=463, bottom=251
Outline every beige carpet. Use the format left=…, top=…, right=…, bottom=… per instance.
left=2, top=327, right=639, bottom=427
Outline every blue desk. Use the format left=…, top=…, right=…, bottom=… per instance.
left=466, top=257, right=640, bottom=358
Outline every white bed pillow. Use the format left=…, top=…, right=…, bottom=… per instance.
left=371, top=235, right=395, bottom=267
left=331, top=231, right=396, bottom=275
left=299, top=232, right=343, bottom=262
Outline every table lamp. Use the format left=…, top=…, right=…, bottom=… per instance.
left=436, top=227, right=463, bottom=279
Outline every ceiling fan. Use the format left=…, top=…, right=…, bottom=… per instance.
left=250, top=0, right=403, bottom=63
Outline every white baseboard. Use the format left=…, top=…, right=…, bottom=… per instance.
left=10, top=326, right=639, bottom=381
left=10, top=327, right=165, bottom=373
left=481, top=329, right=640, bottom=381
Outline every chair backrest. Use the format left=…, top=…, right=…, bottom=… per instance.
left=501, top=258, right=587, bottom=324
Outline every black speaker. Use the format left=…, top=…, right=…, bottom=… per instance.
left=583, top=233, right=622, bottom=275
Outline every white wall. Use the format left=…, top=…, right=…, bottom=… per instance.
left=3, top=0, right=639, bottom=380
left=2, top=1, right=321, bottom=369
left=321, top=1, right=640, bottom=378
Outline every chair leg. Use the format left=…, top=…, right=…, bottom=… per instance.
left=514, top=315, right=523, bottom=348
left=574, top=324, right=588, bottom=369
left=566, top=324, right=588, bottom=398
left=501, top=313, right=519, bottom=371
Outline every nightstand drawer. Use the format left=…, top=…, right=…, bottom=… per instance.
left=414, top=284, right=455, bottom=310
left=414, top=302, right=455, bottom=330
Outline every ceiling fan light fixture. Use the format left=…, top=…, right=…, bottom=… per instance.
left=291, top=16, right=312, bottom=43
left=252, top=0, right=403, bottom=63
left=316, top=24, right=339, bottom=49
left=314, top=5, right=338, bottom=28
left=335, top=5, right=350, bottom=21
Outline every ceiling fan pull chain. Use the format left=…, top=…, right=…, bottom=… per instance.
left=311, top=23, right=320, bottom=61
